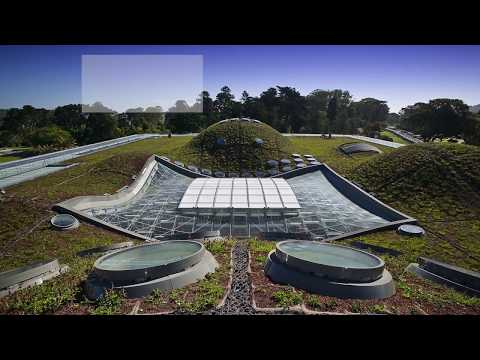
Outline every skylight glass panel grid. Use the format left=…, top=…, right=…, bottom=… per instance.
left=178, top=177, right=300, bottom=210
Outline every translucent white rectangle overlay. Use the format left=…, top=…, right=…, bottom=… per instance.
left=81, top=55, right=203, bottom=113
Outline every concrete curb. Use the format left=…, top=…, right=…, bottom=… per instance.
left=216, top=245, right=234, bottom=309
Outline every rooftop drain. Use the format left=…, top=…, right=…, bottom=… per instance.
left=265, top=240, right=395, bottom=299
left=51, top=214, right=80, bottom=230
left=86, top=240, right=218, bottom=299
left=398, top=224, right=425, bottom=236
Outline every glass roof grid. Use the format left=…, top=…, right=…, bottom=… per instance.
left=87, top=163, right=393, bottom=240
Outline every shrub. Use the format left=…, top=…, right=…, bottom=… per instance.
left=29, top=126, right=74, bottom=148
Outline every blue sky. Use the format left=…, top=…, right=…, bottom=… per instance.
left=0, top=45, right=479, bottom=113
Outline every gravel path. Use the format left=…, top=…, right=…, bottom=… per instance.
left=205, top=240, right=256, bottom=315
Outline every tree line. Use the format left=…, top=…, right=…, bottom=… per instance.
left=0, top=104, right=165, bottom=153
left=395, top=99, right=480, bottom=145
left=1, top=85, right=479, bottom=152
left=165, top=86, right=390, bottom=137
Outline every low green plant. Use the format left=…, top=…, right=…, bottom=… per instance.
left=248, top=239, right=275, bottom=254
left=7, top=281, right=78, bottom=315
left=91, top=289, right=124, bottom=315
left=145, top=289, right=169, bottom=306
left=369, top=304, right=389, bottom=314
left=305, top=296, right=338, bottom=312
left=272, top=288, right=303, bottom=308
left=349, top=301, right=363, bottom=313
left=205, top=240, right=234, bottom=255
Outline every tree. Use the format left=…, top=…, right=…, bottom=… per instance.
left=464, top=113, right=480, bottom=145
left=327, top=96, right=337, bottom=137
left=214, top=86, right=236, bottom=119
left=29, top=126, right=74, bottom=148
left=276, top=86, right=306, bottom=133
left=352, top=98, right=389, bottom=137
left=82, top=113, right=119, bottom=143
left=400, top=99, right=470, bottom=141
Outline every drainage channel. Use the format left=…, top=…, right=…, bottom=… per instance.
left=205, top=240, right=255, bottom=315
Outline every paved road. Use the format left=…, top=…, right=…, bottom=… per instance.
left=385, top=128, right=423, bottom=144
left=283, top=133, right=405, bottom=148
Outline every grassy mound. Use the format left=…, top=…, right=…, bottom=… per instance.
left=349, top=143, right=480, bottom=217
left=177, top=120, right=293, bottom=172
left=349, top=143, right=480, bottom=272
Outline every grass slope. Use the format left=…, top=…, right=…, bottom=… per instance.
left=348, top=143, right=480, bottom=271
left=175, top=121, right=294, bottom=172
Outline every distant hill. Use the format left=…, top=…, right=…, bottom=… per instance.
left=470, top=104, right=480, bottom=113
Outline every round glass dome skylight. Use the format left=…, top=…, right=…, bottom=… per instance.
left=275, top=240, right=385, bottom=283
left=51, top=214, right=79, bottom=230
left=94, top=241, right=205, bottom=285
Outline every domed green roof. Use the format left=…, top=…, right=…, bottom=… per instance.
left=181, top=118, right=292, bottom=172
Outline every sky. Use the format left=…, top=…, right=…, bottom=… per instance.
left=0, top=45, right=479, bottom=113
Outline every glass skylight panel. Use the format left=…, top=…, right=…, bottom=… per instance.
left=215, top=195, right=231, bottom=203
left=178, top=177, right=300, bottom=210
left=216, top=188, right=232, bottom=195
left=232, top=187, right=247, bottom=195
left=248, top=188, right=263, bottom=195
left=200, top=188, right=216, bottom=195
left=263, top=188, right=278, bottom=195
